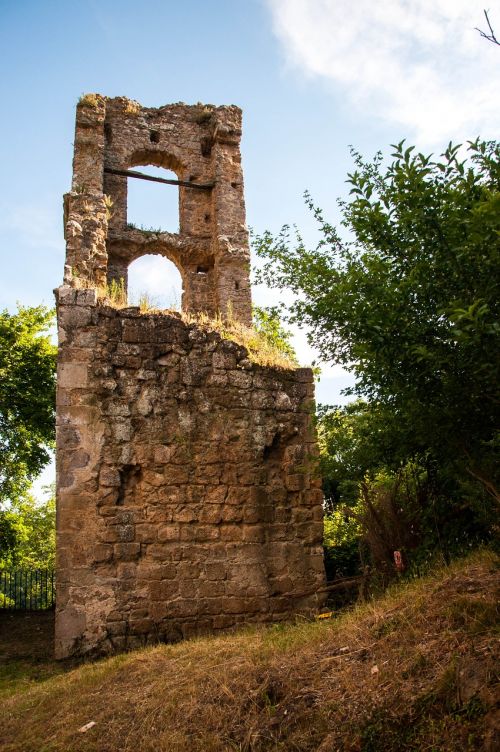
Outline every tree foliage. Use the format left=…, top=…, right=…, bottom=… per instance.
left=0, top=489, right=55, bottom=569
left=0, top=306, right=56, bottom=504
left=255, top=139, right=500, bottom=502
left=253, top=305, right=298, bottom=363
left=317, top=399, right=408, bottom=509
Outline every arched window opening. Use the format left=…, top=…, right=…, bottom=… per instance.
left=128, top=254, right=183, bottom=311
left=127, top=165, right=179, bottom=233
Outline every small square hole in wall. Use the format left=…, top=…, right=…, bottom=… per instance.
left=197, top=265, right=209, bottom=274
left=150, top=130, right=160, bottom=143
left=235, top=280, right=240, bottom=290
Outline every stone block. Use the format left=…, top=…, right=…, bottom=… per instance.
left=58, top=363, right=88, bottom=389
left=154, top=445, right=175, bottom=464
left=150, top=580, right=179, bottom=600
left=76, top=288, right=97, bottom=306
left=198, top=597, right=224, bottom=615
left=57, top=286, right=77, bottom=305
left=199, top=505, right=223, bottom=524
left=205, top=562, right=227, bottom=581
left=243, top=525, right=265, bottom=543
left=114, top=543, right=141, bottom=560
left=116, top=525, right=135, bottom=542
left=135, top=524, right=158, bottom=544
left=93, top=544, right=113, bottom=563
left=107, top=620, right=126, bottom=636
left=285, top=474, right=306, bottom=492
left=212, top=351, right=236, bottom=370
left=99, top=466, right=120, bottom=487
left=219, top=524, right=243, bottom=542
left=62, top=306, right=93, bottom=328
left=158, top=525, right=180, bottom=543
left=228, top=370, right=252, bottom=389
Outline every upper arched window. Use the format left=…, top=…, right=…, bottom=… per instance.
left=127, top=165, right=179, bottom=234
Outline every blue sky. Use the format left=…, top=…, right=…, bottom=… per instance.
left=0, top=0, right=498, bottom=490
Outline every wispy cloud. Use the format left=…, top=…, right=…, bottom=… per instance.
left=266, top=0, right=499, bottom=145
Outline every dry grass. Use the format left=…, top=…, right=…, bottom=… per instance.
left=96, top=290, right=297, bottom=370
left=180, top=309, right=298, bottom=369
left=78, top=93, right=102, bottom=109
left=123, top=98, right=141, bottom=116
left=1, top=551, right=498, bottom=751
left=99, top=279, right=127, bottom=307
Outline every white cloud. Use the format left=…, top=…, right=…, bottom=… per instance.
left=266, top=0, right=500, bottom=145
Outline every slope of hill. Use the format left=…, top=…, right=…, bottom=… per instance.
left=1, top=551, right=498, bottom=751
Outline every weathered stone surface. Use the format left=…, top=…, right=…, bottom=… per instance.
left=63, top=95, right=252, bottom=324
left=55, top=96, right=326, bottom=660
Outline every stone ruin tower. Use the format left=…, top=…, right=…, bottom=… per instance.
left=55, top=95, right=325, bottom=658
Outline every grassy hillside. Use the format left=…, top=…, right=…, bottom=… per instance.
left=1, top=551, right=498, bottom=751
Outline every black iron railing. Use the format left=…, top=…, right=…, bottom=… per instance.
left=0, top=569, right=55, bottom=610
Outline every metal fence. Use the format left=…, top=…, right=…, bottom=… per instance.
left=0, top=569, right=55, bottom=610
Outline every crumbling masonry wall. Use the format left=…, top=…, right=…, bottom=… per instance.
left=55, top=96, right=325, bottom=658
left=64, top=95, right=252, bottom=322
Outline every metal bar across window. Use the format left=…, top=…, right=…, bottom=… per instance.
left=104, top=167, right=214, bottom=190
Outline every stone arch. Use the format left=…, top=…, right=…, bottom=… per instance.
left=126, top=149, right=186, bottom=234
left=125, top=147, right=204, bottom=238
left=127, top=148, right=186, bottom=178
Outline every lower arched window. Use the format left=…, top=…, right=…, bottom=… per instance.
left=127, top=254, right=183, bottom=311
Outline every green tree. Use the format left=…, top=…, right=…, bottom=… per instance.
left=253, top=305, right=298, bottom=363
left=317, top=400, right=407, bottom=509
left=255, top=139, right=500, bottom=503
left=0, top=306, right=56, bottom=504
left=0, top=488, right=55, bottom=569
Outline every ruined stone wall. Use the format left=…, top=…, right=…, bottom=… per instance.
left=56, top=290, right=325, bottom=657
left=55, top=95, right=325, bottom=659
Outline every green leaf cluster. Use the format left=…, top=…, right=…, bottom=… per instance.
left=255, top=139, right=499, bottom=576
left=0, top=489, right=55, bottom=569
left=252, top=305, right=298, bottom=363
left=0, top=306, right=56, bottom=504
left=255, top=139, right=500, bottom=502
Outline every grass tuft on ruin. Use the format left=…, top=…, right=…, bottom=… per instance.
left=97, top=286, right=298, bottom=370
left=78, top=93, right=102, bottom=109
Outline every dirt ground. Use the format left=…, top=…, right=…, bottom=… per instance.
left=0, top=610, right=55, bottom=662
left=0, top=610, right=71, bottom=696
